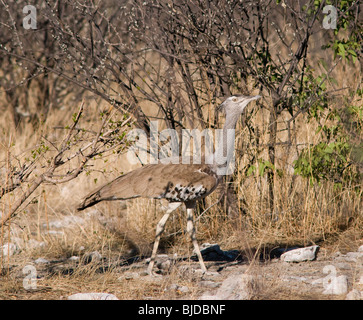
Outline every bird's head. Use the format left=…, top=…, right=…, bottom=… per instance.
left=217, top=94, right=261, bottom=115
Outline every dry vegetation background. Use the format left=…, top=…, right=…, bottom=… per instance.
left=0, top=0, right=362, bottom=299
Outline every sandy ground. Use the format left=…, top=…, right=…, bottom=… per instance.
left=1, top=234, right=362, bottom=300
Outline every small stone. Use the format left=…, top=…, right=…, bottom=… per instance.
left=195, top=243, right=239, bottom=261
left=138, top=273, right=163, bottom=282
left=280, top=245, right=319, bottom=263
left=178, top=285, right=189, bottom=293
left=201, top=271, right=221, bottom=281
left=200, top=273, right=255, bottom=300
left=1, top=243, right=17, bottom=257
left=346, top=289, right=363, bottom=300
left=345, top=251, right=363, bottom=262
left=34, top=258, right=50, bottom=264
left=157, top=259, right=171, bottom=271
left=169, top=284, right=178, bottom=290
left=169, top=284, right=189, bottom=293
left=68, top=256, right=80, bottom=262
left=83, top=251, right=102, bottom=264
left=198, top=243, right=224, bottom=255
left=193, top=269, right=206, bottom=278
left=200, top=280, right=221, bottom=289
left=119, top=272, right=140, bottom=280
left=67, top=292, right=118, bottom=300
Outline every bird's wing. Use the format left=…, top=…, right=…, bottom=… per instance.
left=77, top=163, right=219, bottom=210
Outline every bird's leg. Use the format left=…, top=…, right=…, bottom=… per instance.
left=147, top=212, right=170, bottom=274
left=186, top=207, right=207, bottom=273
left=147, top=202, right=181, bottom=275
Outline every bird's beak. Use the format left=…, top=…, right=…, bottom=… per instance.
left=238, top=95, right=261, bottom=113
left=235, top=95, right=261, bottom=105
left=247, top=95, right=261, bottom=101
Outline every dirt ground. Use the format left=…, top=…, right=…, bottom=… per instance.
left=1, top=226, right=362, bottom=300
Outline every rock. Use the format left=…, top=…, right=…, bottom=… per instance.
left=334, top=262, right=351, bottom=270
left=83, top=251, right=102, bottom=264
left=177, top=264, right=204, bottom=278
left=358, top=245, right=363, bottom=252
left=1, top=243, right=18, bottom=257
left=198, top=243, right=224, bottom=255
left=27, top=239, right=46, bottom=250
left=68, top=256, right=80, bottom=262
left=345, top=251, right=363, bottom=262
left=145, top=254, right=169, bottom=262
left=137, top=272, right=164, bottom=282
left=195, top=243, right=240, bottom=261
left=200, top=280, right=221, bottom=289
left=118, top=272, right=140, bottom=280
left=145, top=254, right=174, bottom=273
left=169, top=284, right=189, bottom=293
left=202, top=271, right=221, bottom=281
left=346, top=289, right=363, bottom=300
left=223, top=250, right=240, bottom=260
left=193, top=269, right=207, bottom=277
left=178, top=286, right=189, bottom=293
left=280, top=245, right=319, bottom=262
left=67, top=292, right=118, bottom=300
left=34, top=258, right=50, bottom=264
left=156, top=258, right=172, bottom=271
left=282, top=275, right=308, bottom=282
left=200, top=273, right=255, bottom=300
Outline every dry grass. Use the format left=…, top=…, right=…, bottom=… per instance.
left=0, top=83, right=362, bottom=300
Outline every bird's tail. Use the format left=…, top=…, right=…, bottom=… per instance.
left=76, top=170, right=143, bottom=211
left=76, top=190, right=102, bottom=211
left=76, top=182, right=116, bottom=211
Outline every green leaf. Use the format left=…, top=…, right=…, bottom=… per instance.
left=247, top=165, right=256, bottom=176
left=338, top=43, right=346, bottom=60
left=258, top=162, right=266, bottom=176
left=348, top=49, right=357, bottom=63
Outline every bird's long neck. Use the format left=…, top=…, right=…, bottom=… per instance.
left=212, top=111, right=240, bottom=175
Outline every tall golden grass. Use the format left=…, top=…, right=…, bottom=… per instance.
left=0, top=73, right=362, bottom=300
left=1, top=89, right=360, bottom=255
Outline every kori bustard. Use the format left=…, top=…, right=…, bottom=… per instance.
left=77, top=95, right=261, bottom=274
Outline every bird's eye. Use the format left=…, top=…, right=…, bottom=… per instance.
left=232, top=97, right=237, bottom=102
